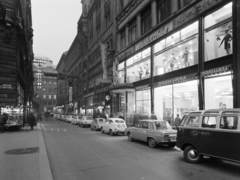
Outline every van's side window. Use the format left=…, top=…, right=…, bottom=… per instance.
left=202, top=116, right=216, bottom=128
left=186, top=116, right=199, bottom=127
left=220, top=116, right=238, bottom=130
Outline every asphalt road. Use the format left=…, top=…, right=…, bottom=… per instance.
left=40, top=118, right=240, bottom=180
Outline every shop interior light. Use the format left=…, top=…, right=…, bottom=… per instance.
left=224, top=2, right=232, bottom=9
left=215, top=96, right=222, bottom=98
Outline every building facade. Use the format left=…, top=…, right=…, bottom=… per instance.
left=33, top=57, right=57, bottom=113
left=0, top=0, right=34, bottom=120
left=113, top=0, right=240, bottom=126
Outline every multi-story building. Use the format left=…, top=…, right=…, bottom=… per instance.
left=113, top=0, right=240, bottom=126
left=0, top=0, right=34, bottom=120
left=33, top=57, right=57, bottom=113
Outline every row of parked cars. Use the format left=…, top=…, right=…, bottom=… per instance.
left=53, top=109, right=240, bottom=164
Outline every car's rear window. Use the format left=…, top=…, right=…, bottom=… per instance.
left=154, top=121, right=172, bottom=130
left=115, top=120, right=125, bottom=123
left=98, top=119, right=104, bottom=122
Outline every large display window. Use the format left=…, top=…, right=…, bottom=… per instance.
left=136, top=89, right=151, bottom=115
left=204, top=2, right=232, bottom=61
left=154, top=80, right=199, bottom=123
left=205, top=73, right=233, bottom=109
left=117, top=62, right=125, bottom=84
left=154, top=21, right=198, bottom=76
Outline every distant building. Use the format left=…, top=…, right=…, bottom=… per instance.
left=33, top=57, right=57, bottom=113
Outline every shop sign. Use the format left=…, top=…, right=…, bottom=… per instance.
left=201, top=65, right=231, bottom=77
left=109, top=83, right=134, bottom=90
left=83, top=92, right=94, bottom=98
left=135, top=22, right=173, bottom=51
left=0, top=84, right=12, bottom=89
left=116, top=46, right=135, bottom=62
left=99, top=78, right=112, bottom=84
left=100, top=42, right=108, bottom=80
left=135, top=85, right=150, bottom=91
left=155, top=73, right=197, bottom=87
left=95, top=86, right=110, bottom=94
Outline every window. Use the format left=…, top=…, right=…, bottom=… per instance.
left=128, top=19, right=136, bottom=44
left=136, top=90, right=151, bottom=115
left=141, top=6, right=151, bottom=35
left=204, top=2, right=232, bottom=61
left=157, top=0, right=171, bottom=23
left=142, top=122, right=149, bottom=129
left=54, top=95, right=57, bottom=99
left=43, top=81, right=46, bottom=84
left=120, top=29, right=125, bottom=50
left=49, top=95, right=51, bottom=99
left=48, top=102, right=52, bottom=105
left=220, top=116, right=238, bottom=130
left=54, top=82, right=57, bottom=85
left=202, top=116, right=216, bottom=128
left=185, top=116, right=199, bottom=127
left=43, top=88, right=46, bottom=91
left=43, top=94, right=46, bottom=99
left=44, top=102, right=47, bottom=105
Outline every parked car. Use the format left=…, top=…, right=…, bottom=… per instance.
left=79, top=116, right=93, bottom=127
left=125, top=120, right=177, bottom=148
left=177, top=109, right=240, bottom=163
left=91, top=118, right=106, bottom=131
left=71, top=116, right=81, bottom=125
left=101, top=118, right=127, bottom=136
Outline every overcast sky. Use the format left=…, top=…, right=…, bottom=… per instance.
left=32, top=0, right=82, bottom=66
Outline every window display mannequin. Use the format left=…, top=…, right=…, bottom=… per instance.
left=182, top=47, right=189, bottom=67
left=219, top=28, right=232, bottom=55
left=170, top=53, right=176, bottom=71
left=144, top=64, right=150, bottom=78
left=138, top=67, right=143, bottom=80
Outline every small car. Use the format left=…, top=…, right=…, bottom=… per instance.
left=177, top=109, right=240, bottom=163
left=79, top=116, right=93, bottom=127
left=71, top=116, right=81, bottom=125
left=101, top=118, right=127, bottom=136
left=125, top=120, right=177, bottom=148
left=91, top=118, right=106, bottom=131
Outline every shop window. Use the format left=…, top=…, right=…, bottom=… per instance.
left=128, top=19, right=136, bottom=44
left=127, top=59, right=150, bottom=83
left=154, top=80, right=199, bottom=124
left=205, top=73, right=233, bottom=109
left=54, top=95, right=57, bottom=99
left=126, top=53, right=141, bottom=66
left=157, top=0, right=171, bottom=23
left=204, top=2, right=232, bottom=61
left=120, top=29, right=125, bottom=50
left=141, top=5, right=151, bottom=35
left=136, top=90, right=151, bottom=115
left=154, top=22, right=198, bottom=76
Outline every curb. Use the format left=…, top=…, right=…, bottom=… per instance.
left=39, top=124, right=53, bottom=180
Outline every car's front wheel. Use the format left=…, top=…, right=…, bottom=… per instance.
left=184, top=146, right=203, bottom=163
left=148, top=138, right=157, bottom=148
left=127, top=132, right=133, bottom=141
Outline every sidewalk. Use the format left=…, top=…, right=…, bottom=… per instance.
left=0, top=123, right=53, bottom=180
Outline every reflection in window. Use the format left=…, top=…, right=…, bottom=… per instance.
left=205, top=73, right=233, bottom=109
left=166, top=31, right=180, bottom=48
left=202, top=116, right=216, bottom=128
left=220, top=116, right=238, bottom=130
left=204, top=2, right=232, bottom=61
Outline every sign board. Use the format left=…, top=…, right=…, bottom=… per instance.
left=99, top=79, right=112, bottom=84
left=2, top=84, right=12, bottom=89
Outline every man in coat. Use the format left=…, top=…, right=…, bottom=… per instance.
left=28, top=113, right=36, bottom=130
left=0, top=113, right=8, bottom=133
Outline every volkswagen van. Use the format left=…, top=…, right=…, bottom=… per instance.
left=177, top=109, right=240, bottom=163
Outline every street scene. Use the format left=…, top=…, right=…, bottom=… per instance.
left=1, top=0, right=240, bottom=180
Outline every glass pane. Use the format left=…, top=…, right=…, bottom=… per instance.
left=204, top=2, right=232, bottom=29
left=166, top=31, right=180, bottom=48
left=117, top=69, right=125, bottom=84
left=142, top=47, right=151, bottom=59
left=154, top=85, right=173, bottom=123
left=126, top=66, right=138, bottom=83
left=133, top=52, right=141, bottom=64
left=118, top=62, right=124, bottom=70
left=154, top=36, right=198, bottom=75
left=205, top=22, right=232, bottom=61
left=126, top=57, right=133, bottom=66
left=181, top=21, right=198, bottom=40
left=154, top=39, right=166, bottom=53
left=205, top=74, right=233, bottom=109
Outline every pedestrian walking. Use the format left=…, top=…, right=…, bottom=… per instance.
left=0, top=113, right=8, bottom=133
left=174, top=114, right=182, bottom=129
left=28, top=113, right=36, bottom=130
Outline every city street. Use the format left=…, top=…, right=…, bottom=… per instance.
left=41, top=118, right=240, bottom=180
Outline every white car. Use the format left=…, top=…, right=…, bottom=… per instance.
left=79, top=116, right=93, bottom=127
left=71, top=116, right=81, bottom=125
left=101, top=118, right=127, bottom=136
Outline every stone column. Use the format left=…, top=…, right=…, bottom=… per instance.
left=151, top=0, right=157, bottom=27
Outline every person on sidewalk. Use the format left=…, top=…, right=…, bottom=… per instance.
left=0, top=113, right=8, bottom=133
left=28, top=113, right=36, bottom=130
left=174, top=114, right=182, bottom=129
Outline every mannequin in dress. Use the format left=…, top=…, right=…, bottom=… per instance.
left=219, top=29, right=232, bottom=55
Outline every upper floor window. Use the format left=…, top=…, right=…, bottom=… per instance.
left=54, top=95, right=57, bottom=99
left=120, top=29, right=125, bottom=50
left=141, top=5, right=151, bottom=35
left=157, top=0, right=171, bottom=23
left=204, top=2, right=232, bottom=62
left=128, top=19, right=136, bottom=44
left=49, top=95, right=52, bottom=99
left=43, top=94, right=46, bottom=99
left=43, top=81, right=46, bottom=84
